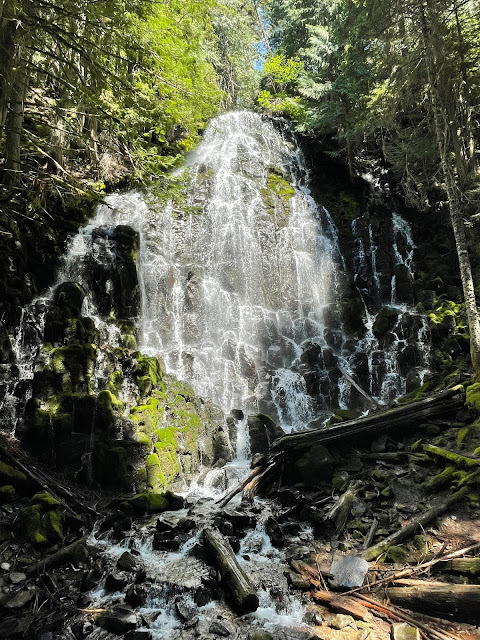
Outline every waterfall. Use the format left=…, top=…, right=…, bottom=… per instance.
left=1, top=111, right=432, bottom=443
left=92, top=112, right=346, bottom=430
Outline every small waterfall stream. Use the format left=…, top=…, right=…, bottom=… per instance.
left=0, top=111, right=433, bottom=638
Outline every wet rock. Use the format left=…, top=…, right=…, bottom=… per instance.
left=113, top=516, right=133, bottom=534
left=125, top=631, right=153, bottom=640
left=97, top=606, right=138, bottom=634
left=153, top=533, right=181, bottom=551
left=330, top=554, right=369, bottom=589
left=164, top=491, right=186, bottom=510
left=0, top=588, right=34, bottom=609
left=194, top=585, right=216, bottom=607
left=117, top=551, right=139, bottom=573
left=392, top=623, right=421, bottom=640
left=247, top=414, right=283, bottom=456
left=99, top=510, right=125, bottom=532
left=287, top=571, right=310, bottom=590
left=125, top=585, right=146, bottom=607
left=174, top=595, right=198, bottom=622
left=220, top=508, right=255, bottom=530
left=8, top=572, right=26, bottom=584
left=105, top=572, right=128, bottom=592
left=266, top=516, right=284, bottom=548
left=231, top=409, right=244, bottom=421
left=210, top=621, right=231, bottom=636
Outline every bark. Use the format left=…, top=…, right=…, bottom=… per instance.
left=0, top=0, right=18, bottom=130
left=202, top=527, right=259, bottom=614
left=419, top=1, right=480, bottom=372
left=4, top=60, right=28, bottom=186
left=385, top=583, right=480, bottom=624
left=24, top=535, right=88, bottom=576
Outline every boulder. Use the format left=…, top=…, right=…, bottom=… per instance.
left=247, top=414, right=283, bottom=456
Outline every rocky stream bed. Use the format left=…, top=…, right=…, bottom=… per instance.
left=1, top=384, right=480, bottom=640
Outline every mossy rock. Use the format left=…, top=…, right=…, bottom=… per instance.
left=31, top=491, right=61, bottom=507
left=53, top=281, right=86, bottom=317
left=372, top=307, right=399, bottom=339
left=396, top=382, right=431, bottom=406
left=130, top=398, right=163, bottom=434
left=466, top=383, right=480, bottom=411
left=92, top=443, right=130, bottom=490
left=48, top=343, right=97, bottom=393
left=0, top=484, right=15, bottom=500
left=386, top=545, right=409, bottom=563
left=96, top=389, right=125, bottom=432
left=0, top=461, right=29, bottom=493
left=17, top=492, right=64, bottom=545
left=128, top=491, right=169, bottom=514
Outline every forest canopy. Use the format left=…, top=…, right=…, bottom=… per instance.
left=0, top=0, right=261, bottom=211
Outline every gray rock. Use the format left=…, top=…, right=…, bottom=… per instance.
left=105, top=572, right=128, bottom=592
left=329, top=554, right=369, bottom=589
left=117, top=551, right=138, bottom=573
left=174, top=595, right=197, bottom=622
left=97, top=606, right=138, bottom=634
left=0, top=588, right=34, bottom=609
left=9, top=572, right=26, bottom=584
left=210, top=621, right=231, bottom=636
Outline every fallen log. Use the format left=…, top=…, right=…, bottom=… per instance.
left=361, top=486, right=468, bottom=561
left=216, top=464, right=264, bottom=508
left=24, top=534, right=89, bottom=575
left=434, top=557, right=480, bottom=575
left=422, top=445, right=479, bottom=469
left=346, top=541, right=480, bottom=595
left=202, top=527, right=259, bottom=614
left=271, top=387, right=464, bottom=453
left=385, top=584, right=480, bottom=624
left=337, top=365, right=381, bottom=409
left=310, top=589, right=371, bottom=621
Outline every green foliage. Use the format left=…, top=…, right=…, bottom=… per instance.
left=0, top=0, right=262, bottom=210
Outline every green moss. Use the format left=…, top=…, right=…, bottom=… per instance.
left=107, top=370, right=123, bottom=395
left=386, top=545, right=409, bottom=563
left=265, top=167, right=295, bottom=200
left=0, top=461, right=28, bottom=489
left=425, top=465, right=456, bottom=490
left=130, top=398, right=163, bottom=433
left=17, top=496, right=63, bottom=546
left=31, top=491, right=61, bottom=507
left=128, top=491, right=169, bottom=514
left=466, top=382, right=480, bottom=411
left=48, top=343, right=97, bottom=393
left=146, top=452, right=165, bottom=489
left=397, top=382, right=431, bottom=406
left=0, top=484, right=15, bottom=499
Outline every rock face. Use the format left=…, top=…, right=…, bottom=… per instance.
left=6, top=221, right=227, bottom=495
left=247, top=414, right=284, bottom=456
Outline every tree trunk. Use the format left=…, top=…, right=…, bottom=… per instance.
left=419, top=2, right=480, bottom=372
left=4, top=60, right=28, bottom=186
left=0, top=0, right=19, bottom=131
